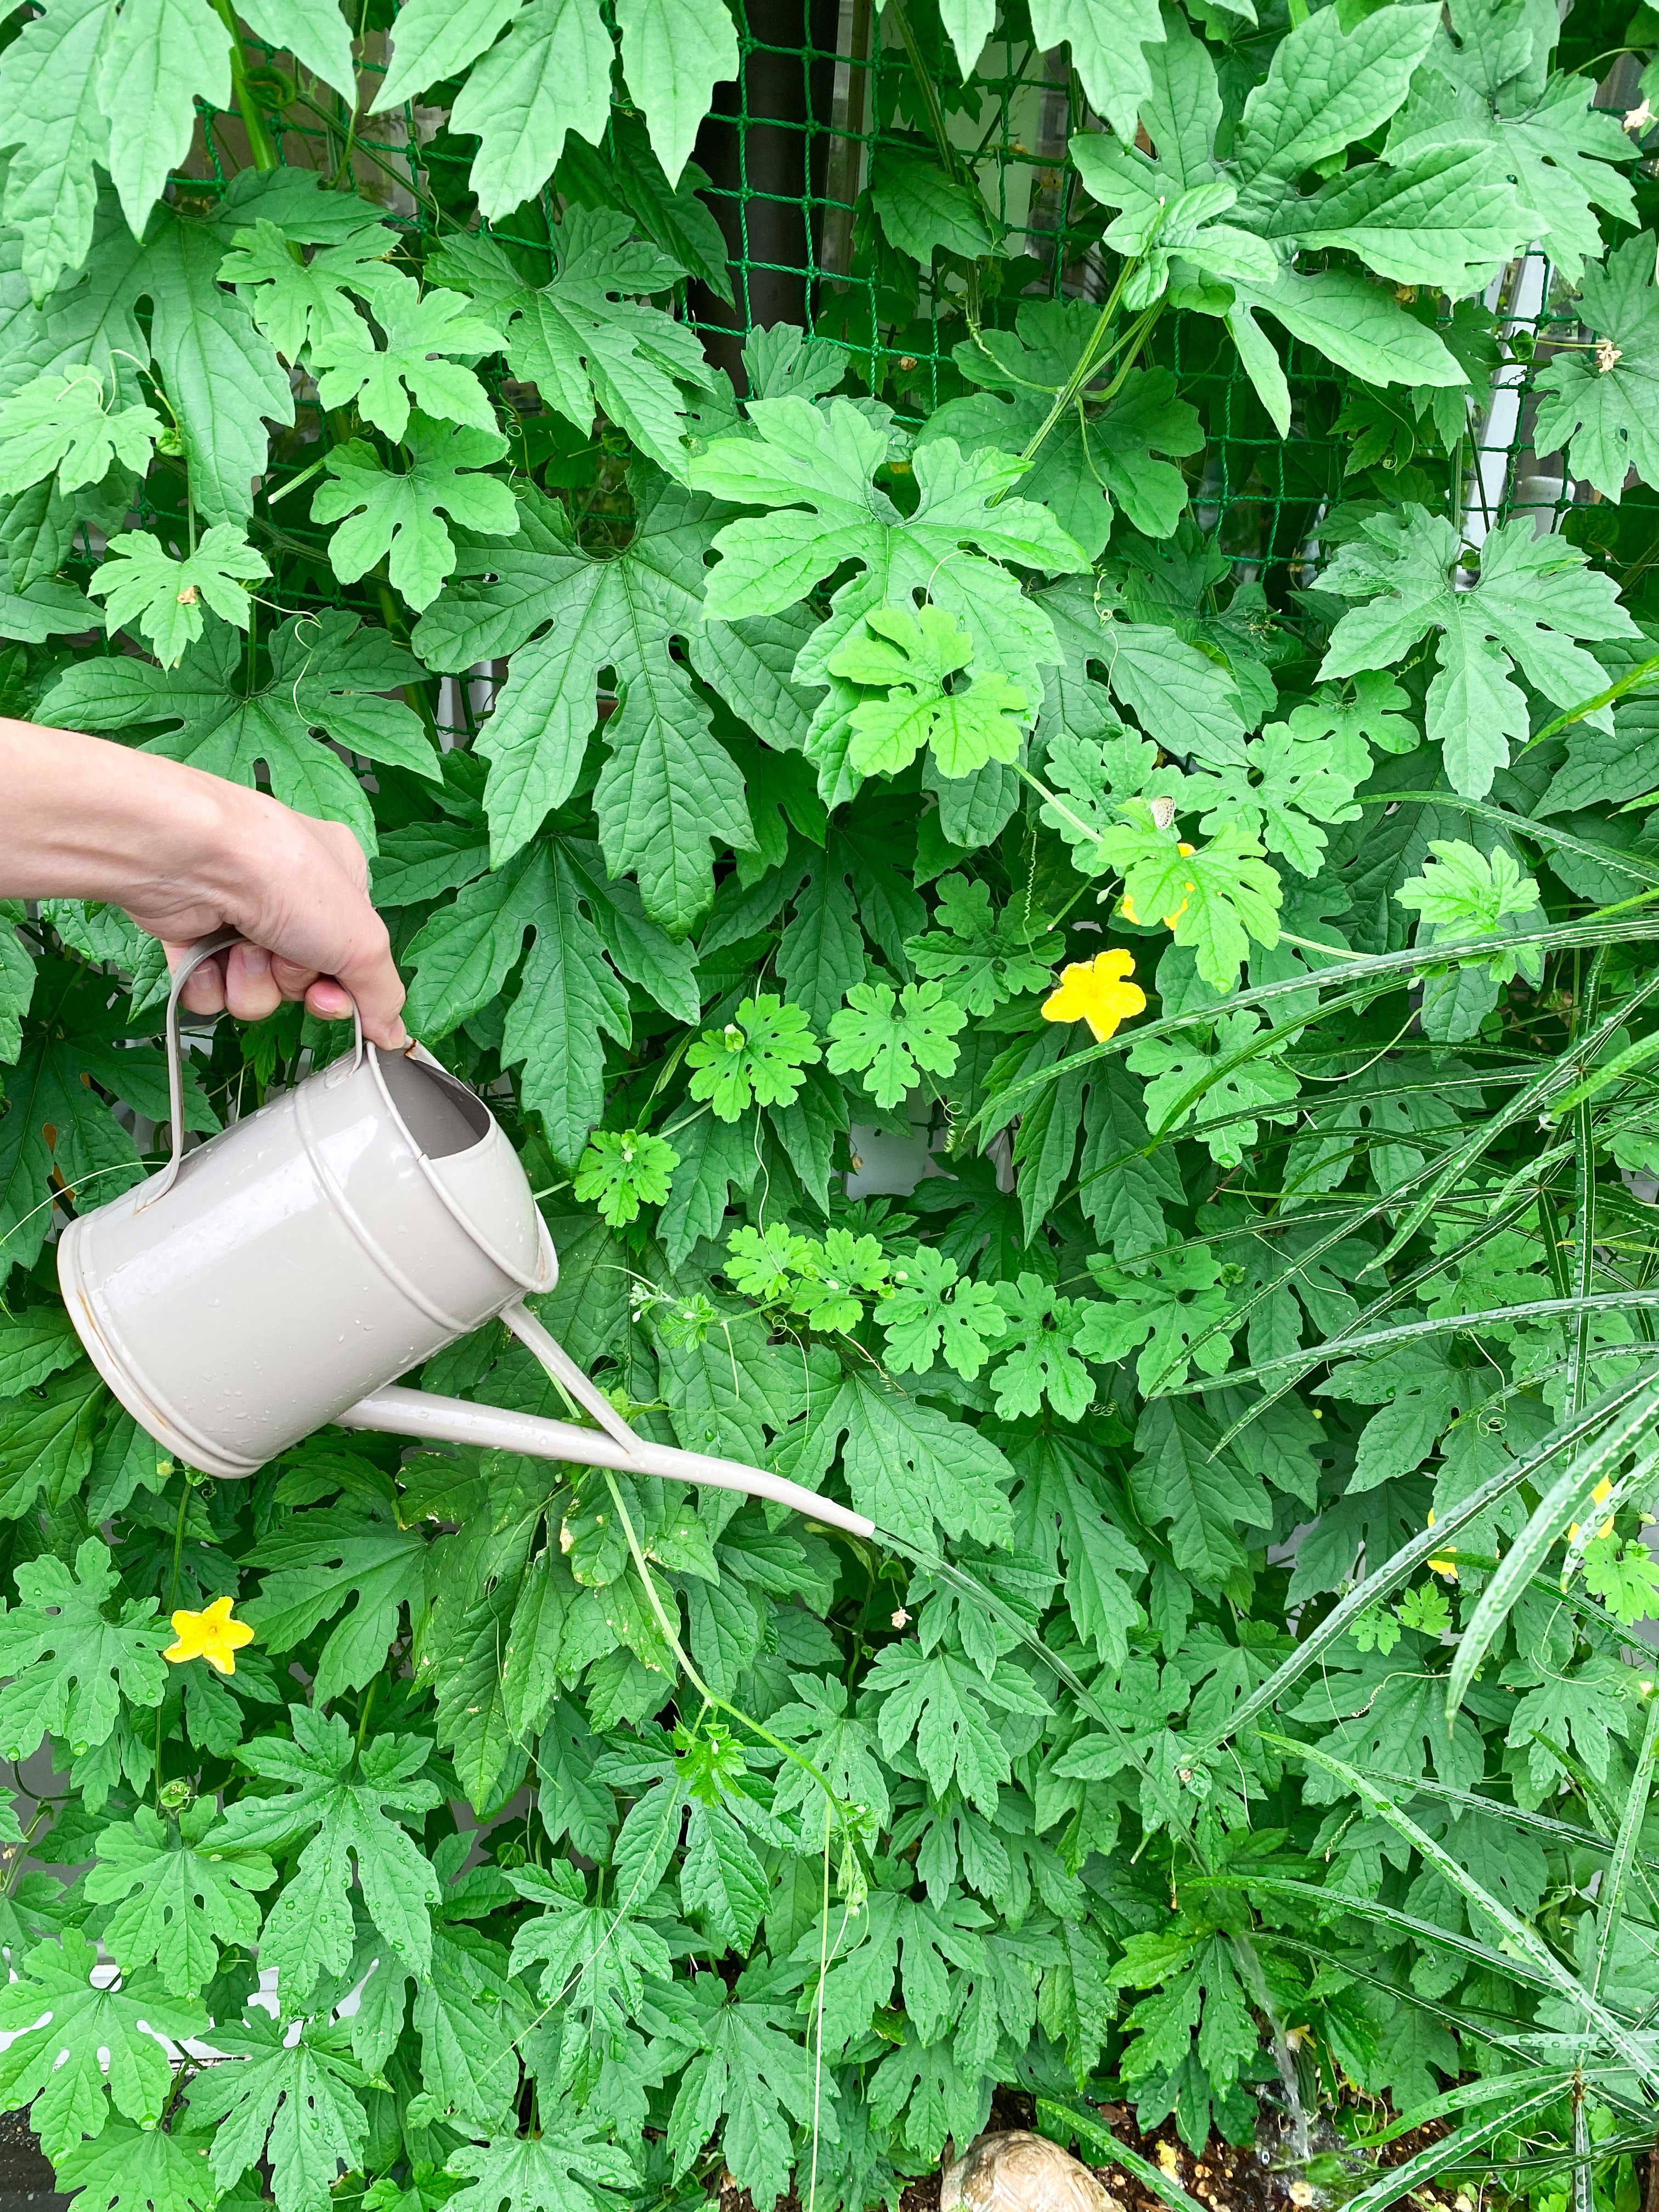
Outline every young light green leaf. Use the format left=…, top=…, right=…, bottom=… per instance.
left=828, top=603, right=1032, bottom=778
left=826, top=979, right=967, bottom=1110
left=1534, top=231, right=1659, bottom=500
left=0, top=368, right=160, bottom=497
left=686, top=992, right=820, bottom=1119
left=89, top=526, right=268, bottom=666
left=312, top=420, right=517, bottom=611
left=0, top=1537, right=168, bottom=1761
left=311, top=277, right=506, bottom=442
left=615, top=0, right=738, bottom=185
left=98, top=0, right=230, bottom=235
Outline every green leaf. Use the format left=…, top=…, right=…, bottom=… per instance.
left=313, top=419, right=517, bottom=611
left=1231, top=2, right=1440, bottom=211
left=879, top=1246, right=1008, bottom=1380
left=868, top=1642, right=1047, bottom=1811
left=1127, top=1399, right=1272, bottom=1581
left=55, top=2118, right=221, bottom=2212
left=791, top=1370, right=1013, bottom=1553
left=411, top=479, right=754, bottom=923
left=871, top=148, right=996, bottom=265
left=235, top=0, right=354, bottom=97
left=213, top=1705, right=441, bottom=1999
left=990, top=1273, right=1095, bottom=1421
left=1026, top=0, right=1164, bottom=140
left=1225, top=267, right=1468, bottom=436
left=1076, top=1245, right=1242, bottom=1395
left=433, top=215, right=715, bottom=479
left=615, top=0, right=738, bottom=185
left=219, top=212, right=402, bottom=359
left=86, top=1799, right=275, bottom=1994
left=0, top=366, right=160, bottom=494
left=0, top=1929, right=205, bottom=2157
left=826, top=979, right=967, bottom=1110
left=0, top=1367, right=106, bottom=1516
left=447, top=2128, right=637, bottom=2212
left=41, top=612, right=433, bottom=850
left=573, top=1127, right=679, bottom=1224
left=1100, top=804, right=1283, bottom=991
left=1037, top=578, right=1248, bottom=770
left=98, top=0, right=230, bottom=234
left=827, top=603, right=1032, bottom=778
left=311, top=277, right=505, bottom=442
left=0, top=1536, right=168, bottom=1760
left=0, top=0, right=116, bottom=300
left=245, top=1498, right=431, bottom=1703
left=1263, top=144, right=1533, bottom=295
left=1534, top=232, right=1659, bottom=501
left=403, top=843, right=633, bottom=1165
left=925, top=303, right=1200, bottom=557
left=686, top=992, right=820, bottom=1119
left=1319, top=505, right=1638, bottom=798
left=185, top=2009, right=369, bottom=2212
left=906, top=874, right=1062, bottom=1016
left=0, top=1305, right=82, bottom=1394
left=1125, top=1005, right=1300, bottom=1165
left=690, top=394, right=1090, bottom=718
left=448, top=0, right=614, bottom=219
left=1385, top=0, right=1635, bottom=284
left=664, top=1972, right=815, bottom=2211
left=89, top=524, right=268, bottom=666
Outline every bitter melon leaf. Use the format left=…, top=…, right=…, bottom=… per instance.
left=0, top=0, right=114, bottom=300
left=0, top=1929, right=205, bottom=2158
left=0, top=365, right=159, bottom=494
left=557, top=110, right=734, bottom=303
left=213, top=1705, right=441, bottom=1998
left=1231, top=2, right=1440, bottom=212
left=89, top=523, right=267, bottom=665
left=664, top=1973, right=815, bottom=2211
left=185, top=2009, right=369, bottom=2212
left=1186, top=718, right=1365, bottom=877
left=927, top=303, right=1200, bottom=557
left=1319, top=504, right=1638, bottom=797
left=905, top=873, right=1062, bottom=1014
left=447, top=2125, right=637, bottom=2212
left=219, top=215, right=402, bottom=360
left=827, top=978, right=967, bottom=1109
left=0, top=1306, right=80, bottom=1395
left=1265, top=144, right=1534, bottom=295
left=1076, top=1246, right=1240, bottom=1395
left=1037, top=578, right=1248, bottom=768
left=311, top=277, right=505, bottom=442
left=686, top=993, right=820, bottom=1119
left=879, top=1246, right=1008, bottom=1379
left=16, top=208, right=295, bottom=524
left=0, top=574, right=94, bottom=643
left=871, top=149, right=997, bottom=266
left=1385, top=0, right=1635, bottom=283
left=689, top=395, right=1090, bottom=708
left=246, top=1499, right=431, bottom=1703
left=313, top=420, right=517, bottom=611
left=0, top=1371, right=103, bottom=1523
left=431, top=215, right=714, bottom=479
left=445, top=0, right=613, bottom=218
left=86, top=1799, right=275, bottom=1994
left=1226, top=265, right=1468, bottom=438
left=1026, top=0, right=1164, bottom=140
left=1128, top=1398, right=1272, bottom=1581
left=1126, top=1007, right=1300, bottom=1165
left=411, top=476, right=755, bottom=926
left=790, top=1369, right=1014, bottom=1552
left=370, top=0, right=525, bottom=112
left=54, top=2119, right=220, bottom=2212
left=828, top=604, right=1031, bottom=778
left=1099, top=804, right=1283, bottom=990
left=234, top=0, right=355, bottom=98
left=615, top=0, right=739, bottom=185
left=98, top=0, right=230, bottom=236
left=40, top=611, right=435, bottom=849
left=402, top=843, right=634, bottom=1165
left=0, top=1535, right=167, bottom=1760
left=1534, top=232, right=1659, bottom=500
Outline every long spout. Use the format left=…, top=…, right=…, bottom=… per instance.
left=335, top=1384, right=876, bottom=1540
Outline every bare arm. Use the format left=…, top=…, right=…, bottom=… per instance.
left=0, top=718, right=406, bottom=1047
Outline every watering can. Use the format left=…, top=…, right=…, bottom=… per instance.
left=56, top=928, right=874, bottom=1539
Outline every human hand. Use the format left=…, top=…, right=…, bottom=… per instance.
left=129, top=793, right=407, bottom=1048
left=0, top=719, right=408, bottom=1049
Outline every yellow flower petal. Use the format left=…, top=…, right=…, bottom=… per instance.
left=1593, top=1476, right=1613, bottom=1505
left=164, top=1595, right=255, bottom=1677
left=1041, top=950, right=1147, bottom=1042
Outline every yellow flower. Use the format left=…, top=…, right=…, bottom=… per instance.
left=1120, top=845, right=1195, bottom=930
left=1426, top=1509, right=1458, bottom=1579
left=165, top=1596, right=255, bottom=1676
left=1041, top=950, right=1147, bottom=1042
left=1571, top=1476, right=1618, bottom=1545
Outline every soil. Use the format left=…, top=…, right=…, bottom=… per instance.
left=0, top=2111, right=68, bottom=2212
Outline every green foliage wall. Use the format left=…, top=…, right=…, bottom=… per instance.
left=4, top=0, right=1659, bottom=2207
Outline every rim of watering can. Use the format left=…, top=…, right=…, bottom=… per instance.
left=367, top=1041, right=560, bottom=1300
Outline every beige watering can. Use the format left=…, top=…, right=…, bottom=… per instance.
left=57, top=929, right=874, bottom=1539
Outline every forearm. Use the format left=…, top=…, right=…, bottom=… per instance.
left=0, top=718, right=243, bottom=911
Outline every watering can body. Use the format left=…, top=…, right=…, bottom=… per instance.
left=57, top=929, right=874, bottom=1538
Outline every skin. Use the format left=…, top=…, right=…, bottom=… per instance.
left=0, top=718, right=406, bottom=1047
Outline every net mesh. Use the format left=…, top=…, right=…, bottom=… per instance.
left=177, top=0, right=1641, bottom=610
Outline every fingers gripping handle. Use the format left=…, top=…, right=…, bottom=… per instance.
left=140, top=927, right=365, bottom=1210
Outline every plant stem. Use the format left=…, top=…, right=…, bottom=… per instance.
left=210, top=0, right=279, bottom=172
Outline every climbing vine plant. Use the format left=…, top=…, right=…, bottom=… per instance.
left=4, top=0, right=1659, bottom=2205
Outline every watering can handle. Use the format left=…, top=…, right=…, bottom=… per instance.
left=140, top=927, right=366, bottom=1210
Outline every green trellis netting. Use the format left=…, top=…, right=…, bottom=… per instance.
left=187, top=0, right=1645, bottom=619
